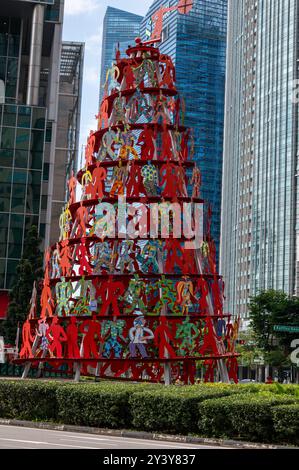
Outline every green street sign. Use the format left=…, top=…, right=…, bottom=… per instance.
left=273, top=325, right=299, bottom=333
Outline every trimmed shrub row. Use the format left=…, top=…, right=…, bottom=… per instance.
left=0, top=380, right=298, bottom=444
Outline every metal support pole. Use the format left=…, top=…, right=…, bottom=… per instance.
left=26, top=4, right=45, bottom=106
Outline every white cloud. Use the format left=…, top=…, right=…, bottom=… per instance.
left=85, top=33, right=102, bottom=52
left=64, top=0, right=100, bottom=16
left=84, top=66, right=100, bottom=84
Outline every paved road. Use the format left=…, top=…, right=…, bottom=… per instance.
left=0, top=425, right=228, bottom=449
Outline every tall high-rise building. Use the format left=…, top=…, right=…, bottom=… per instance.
left=99, top=7, right=143, bottom=103
left=221, top=0, right=299, bottom=317
left=0, top=0, right=68, bottom=318
left=141, top=0, right=227, bottom=264
left=50, top=41, right=84, bottom=245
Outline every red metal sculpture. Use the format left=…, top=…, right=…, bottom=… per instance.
left=16, top=33, right=239, bottom=384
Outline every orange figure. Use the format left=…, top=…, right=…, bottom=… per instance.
left=76, top=201, right=89, bottom=236
left=19, top=319, right=34, bottom=359
left=97, top=97, right=109, bottom=129
left=154, top=317, right=177, bottom=358
left=66, top=317, right=81, bottom=359
left=80, top=315, right=101, bottom=359
left=91, top=162, right=107, bottom=199
left=68, top=170, right=77, bottom=205
left=150, top=5, right=177, bottom=42
left=47, top=316, right=67, bottom=358
left=177, top=0, right=193, bottom=14
left=85, top=132, right=96, bottom=167
left=59, top=239, right=73, bottom=277
left=40, top=275, right=54, bottom=319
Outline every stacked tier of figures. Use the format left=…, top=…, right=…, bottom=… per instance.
left=17, top=40, right=239, bottom=384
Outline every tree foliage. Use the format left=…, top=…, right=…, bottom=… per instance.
left=248, top=290, right=299, bottom=363
left=0, top=226, right=43, bottom=344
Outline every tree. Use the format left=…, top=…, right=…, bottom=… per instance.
left=0, top=225, right=43, bottom=344
left=249, top=289, right=299, bottom=362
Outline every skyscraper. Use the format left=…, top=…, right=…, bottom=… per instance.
left=50, top=41, right=84, bottom=245
left=221, top=0, right=298, bottom=317
left=99, top=6, right=143, bottom=104
left=0, top=0, right=68, bottom=318
left=141, top=0, right=227, bottom=264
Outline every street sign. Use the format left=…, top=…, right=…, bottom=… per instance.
left=274, top=325, right=299, bottom=333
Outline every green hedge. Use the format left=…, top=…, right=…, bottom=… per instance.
left=272, top=404, right=299, bottom=444
left=197, top=392, right=299, bottom=443
left=56, top=383, right=134, bottom=428
left=0, top=380, right=59, bottom=421
left=129, top=385, right=241, bottom=434
left=0, top=380, right=298, bottom=444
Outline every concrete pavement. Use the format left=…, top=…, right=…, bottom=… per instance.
left=0, top=425, right=230, bottom=449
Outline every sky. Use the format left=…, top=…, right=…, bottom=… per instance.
left=63, top=0, right=154, bottom=165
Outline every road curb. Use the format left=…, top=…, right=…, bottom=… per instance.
left=0, top=418, right=292, bottom=448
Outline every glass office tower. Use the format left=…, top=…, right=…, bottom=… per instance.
left=141, top=0, right=227, bottom=264
left=99, top=7, right=143, bottom=103
left=221, top=0, right=299, bottom=317
left=0, top=1, right=64, bottom=314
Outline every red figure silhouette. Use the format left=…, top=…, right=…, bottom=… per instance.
left=123, top=64, right=135, bottom=89
left=227, top=356, right=238, bottom=383
left=199, top=317, right=219, bottom=356
left=196, top=277, right=209, bottom=314
left=160, top=125, right=173, bottom=161
left=154, top=317, right=177, bottom=358
left=80, top=315, right=101, bottom=359
left=66, top=317, right=81, bottom=359
left=159, top=54, right=176, bottom=89
left=182, top=361, right=196, bottom=384
left=180, top=129, right=189, bottom=162
left=98, top=276, right=125, bottom=315
left=68, top=170, right=77, bottom=205
left=211, top=274, right=224, bottom=316
left=91, top=162, right=107, bottom=199
left=76, top=238, right=93, bottom=275
left=97, top=98, right=109, bottom=130
left=165, top=239, right=183, bottom=272
left=150, top=6, right=177, bottom=42
left=181, top=248, right=197, bottom=274
left=40, top=275, right=54, bottom=319
left=85, top=132, right=96, bottom=167
left=76, top=201, right=89, bottom=236
left=203, top=358, right=216, bottom=382
left=177, top=0, right=193, bottom=15
left=19, top=319, right=34, bottom=359
left=48, top=317, right=67, bottom=358
left=137, top=125, right=155, bottom=160
left=126, top=160, right=146, bottom=197
left=59, top=239, right=73, bottom=276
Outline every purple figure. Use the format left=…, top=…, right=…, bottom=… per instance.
left=129, top=316, right=154, bottom=359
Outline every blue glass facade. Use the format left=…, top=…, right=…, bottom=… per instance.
left=141, top=0, right=227, bottom=265
left=99, top=7, right=143, bottom=103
